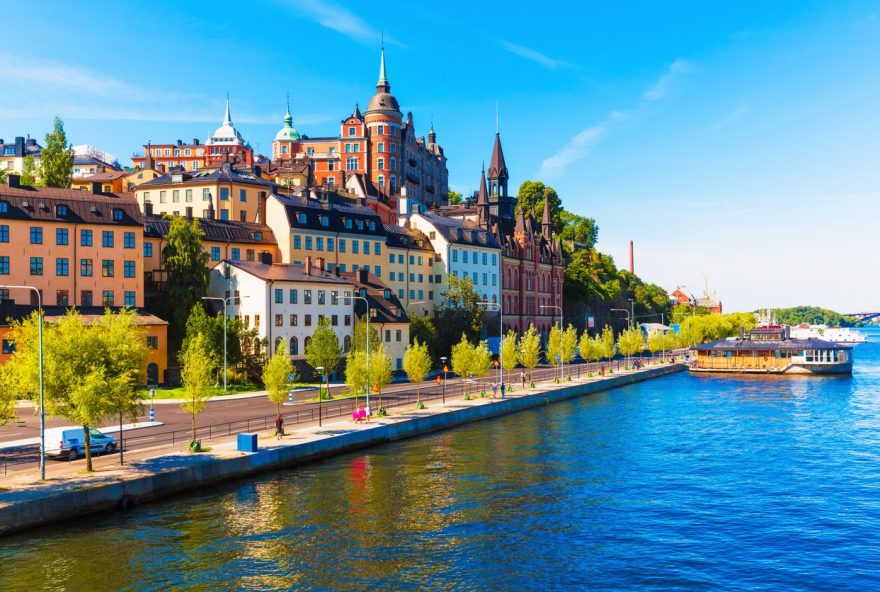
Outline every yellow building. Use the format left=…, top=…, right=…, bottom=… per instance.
left=71, top=171, right=129, bottom=194
left=134, top=163, right=275, bottom=224
left=383, top=223, right=437, bottom=318
left=341, top=269, right=410, bottom=372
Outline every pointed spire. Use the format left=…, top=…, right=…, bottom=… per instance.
left=488, top=132, right=508, bottom=181
left=477, top=164, right=489, bottom=226
left=378, top=44, right=389, bottom=90
left=541, top=193, right=553, bottom=238
left=283, top=93, right=293, bottom=126
left=224, top=93, right=232, bottom=126
left=352, top=102, right=362, bottom=119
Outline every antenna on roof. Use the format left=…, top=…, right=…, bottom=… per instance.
left=496, top=101, right=499, bottom=134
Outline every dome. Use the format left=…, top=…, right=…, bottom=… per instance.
left=206, top=98, right=245, bottom=146
left=274, top=108, right=301, bottom=141
left=366, top=91, right=400, bottom=114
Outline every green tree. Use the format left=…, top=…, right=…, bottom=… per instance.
left=517, top=180, right=563, bottom=234
left=517, top=324, right=542, bottom=385
left=345, top=350, right=369, bottom=405
left=102, top=309, right=149, bottom=455
left=558, top=210, right=599, bottom=248
left=451, top=334, right=475, bottom=397
left=162, top=217, right=209, bottom=344
left=561, top=324, right=579, bottom=378
left=578, top=331, right=600, bottom=368
left=437, top=275, right=484, bottom=359
left=179, top=331, right=212, bottom=446
left=352, top=315, right=381, bottom=354
left=40, top=117, right=74, bottom=188
left=305, top=318, right=342, bottom=400
left=600, top=325, right=617, bottom=360
left=0, top=364, right=16, bottom=425
left=617, top=325, right=645, bottom=366
left=403, top=338, right=432, bottom=406
left=263, top=342, right=294, bottom=415
left=500, top=330, right=518, bottom=388
left=546, top=324, right=564, bottom=379
left=182, top=304, right=220, bottom=376
left=471, top=340, right=493, bottom=395
left=409, top=313, right=438, bottom=359
left=447, top=189, right=463, bottom=205
left=369, top=344, right=393, bottom=412
left=647, top=330, right=674, bottom=362
left=0, top=168, right=6, bottom=184
left=20, top=155, right=38, bottom=186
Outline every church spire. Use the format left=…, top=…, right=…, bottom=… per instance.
left=477, top=163, right=489, bottom=226
left=487, top=132, right=508, bottom=197
left=223, top=93, right=232, bottom=126
left=541, top=192, right=553, bottom=239
left=376, top=45, right=390, bottom=93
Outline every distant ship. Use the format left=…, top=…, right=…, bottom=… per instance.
left=787, top=324, right=867, bottom=343
left=690, top=325, right=853, bottom=375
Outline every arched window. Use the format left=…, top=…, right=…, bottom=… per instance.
left=344, top=335, right=352, bottom=352
left=377, top=157, right=384, bottom=171
left=304, top=336, right=311, bottom=352
left=274, top=336, right=283, bottom=354
left=290, top=336, right=298, bottom=356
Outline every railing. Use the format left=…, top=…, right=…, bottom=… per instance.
left=1, top=356, right=684, bottom=476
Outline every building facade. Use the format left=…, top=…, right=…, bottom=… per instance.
left=383, top=223, right=437, bottom=318
left=0, top=136, right=41, bottom=174
left=341, top=268, right=410, bottom=371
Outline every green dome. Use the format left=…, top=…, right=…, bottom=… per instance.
left=274, top=108, right=301, bottom=141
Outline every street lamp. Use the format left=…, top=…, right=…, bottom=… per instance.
left=315, top=366, right=325, bottom=426
left=0, top=285, right=45, bottom=479
left=440, top=356, right=449, bottom=404
left=477, top=301, right=503, bottom=391
left=610, top=308, right=631, bottom=328
left=345, top=294, right=371, bottom=410
left=628, top=298, right=635, bottom=328
left=201, top=295, right=249, bottom=391
left=541, top=304, right=563, bottom=381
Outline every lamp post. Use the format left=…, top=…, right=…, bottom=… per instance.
left=477, top=301, right=503, bottom=391
left=541, top=304, right=563, bottom=381
left=628, top=298, right=635, bottom=329
left=346, top=295, right=371, bottom=410
left=201, top=295, right=248, bottom=391
left=1, top=285, right=45, bottom=480
left=315, top=366, right=324, bottom=426
left=440, top=356, right=448, bottom=404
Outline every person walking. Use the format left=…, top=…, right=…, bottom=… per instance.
left=521, top=372, right=527, bottom=389
left=274, top=414, right=285, bottom=439
left=491, top=381, right=498, bottom=398
left=365, top=404, right=372, bottom=423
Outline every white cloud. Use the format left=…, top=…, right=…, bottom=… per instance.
left=499, top=41, right=572, bottom=71
left=0, top=54, right=151, bottom=101
left=539, top=59, right=693, bottom=178
left=285, top=0, right=400, bottom=47
left=706, top=104, right=750, bottom=132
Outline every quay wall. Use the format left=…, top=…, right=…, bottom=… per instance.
left=0, top=364, right=684, bottom=536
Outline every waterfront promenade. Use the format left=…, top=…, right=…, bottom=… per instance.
left=0, top=361, right=683, bottom=536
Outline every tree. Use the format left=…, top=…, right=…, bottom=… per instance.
left=40, top=117, right=73, bottom=188
left=517, top=324, right=542, bottom=385
left=437, top=275, right=483, bottom=360
left=179, top=331, right=212, bottom=446
left=447, top=189, right=463, bottom=205
left=500, top=330, right=518, bottom=388
left=546, top=324, right=564, bottom=380
left=182, top=303, right=220, bottom=377
left=561, top=324, right=579, bottom=378
left=578, top=331, right=600, bottom=370
left=162, top=217, right=209, bottom=344
left=451, top=334, right=475, bottom=398
left=600, top=325, right=616, bottom=360
left=471, top=341, right=493, bottom=395
left=369, top=344, right=393, bottom=412
left=409, top=313, right=438, bottom=360
left=264, top=342, right=294, bottom=415
left=517, top=180, right=563, bottom=234
left=305, top=318, right=342, bottom=400
left=20, top=155, right=38, bottom=186
left=352, top=315, right=381, bottom=354
left=617, top=326, right=645, bottom=366
left=345, top=350, right=369, bottom=405
left=558, top=210, right=599, bottom=248
left=0, top=168, right=6, bottom=184
left=0, top=364, right=16, bottom=425
left=403, top=339, right=432, bottom=406
left=102, top=309, right=149, bottom=460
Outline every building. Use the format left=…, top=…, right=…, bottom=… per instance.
left=408, top=211, right=501, bottom=306
left=443, top=133, right=564, bottom=335
left=72, top=155, right=121, bottom=179
left=269, top=49, right=448, bottom=218
left=0, top=175, right=145, bottom=308
left=383, top=223, right=437, bottom=317
left=265, top=191, right=389, bottom=277
left=0, top=136, right=41, bottom=174
left=341, top=269, right=410, bottom=371
left=669, top=287, right=723, bottom=314
left=208, top=258, right=354, bottom=377
left=131, top=99, right=255, bottom=172
left=134, top=162, right=275, bottom=223
left=123, top=168, right=163, bottom=192
left=0, top=304, right=169, bottom=385
left=72, top=171, right=130, bottom=194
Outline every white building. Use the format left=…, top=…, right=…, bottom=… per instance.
left=208, top=258, right=355, bottom=376
left=409, top=212, right=501, bottom=305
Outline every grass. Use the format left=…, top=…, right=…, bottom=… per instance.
left=146, top=383, right=262, bottom=400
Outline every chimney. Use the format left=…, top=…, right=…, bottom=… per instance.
left=157, top=164, right=166, bottom=173
left=177, top=139, right=183, bottom=146
left=357, top=268, right=369, bottom=284
left=629, top=240, right=634, bottom=274
left=144, top=202, right=154, bottom=217
left=207, top=201, right=215, bottom=220
left=91, top=181, right=103, bottom=195
left=6, top=174, right=21, bottom=188
left=14, top=137, right=25, bottom=158
left=259, top=252, right=273, bottom=265
left=739, top=326, right=745, bottom=340
left=185, top=206, right=193, bottom=220
left=334, top=266, right=341, bottom=277
left=305, top=256, right=312, bottom=276
left=193, top=138, right=200, bottom=145
left=315, top=257, right=324, bottom=272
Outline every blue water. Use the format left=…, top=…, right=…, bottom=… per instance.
left=2, top=329, right=880, bottom=591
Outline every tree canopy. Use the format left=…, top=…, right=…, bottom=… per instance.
left=403, top=339, right=432, bottom=404
left=162, top=216, right=210, bottom=344
left=40, top=117, right=74, bottom=188
left=263, top=342, right=293, bottom=415
left=770, top=306, right=859, bottom=327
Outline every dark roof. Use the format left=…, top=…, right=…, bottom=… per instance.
left=218, top=259, right=351, bottom=285
left=341, top=270, right=408, bottom=325
left=0, top=137, right=41, bottom=157
left=694, top=338, right=852, bottom=352
left=0, top=304, right=166, bottom=327
left=141, top=165, right=275, bottom=189
left=76, top=171, right=128, bottom=182
left=418, top=212, right=500, bottom=248
left=383, top=224, right=434, bottom=251
left=73, top=155, right=119, bottom=168
left=273, top=192, right=386, bottom=237
left=143, top=216, right=276, bottom=246
left=487, top=133, right=508, bottom=180
left=0, top=185, right=141, bottom=226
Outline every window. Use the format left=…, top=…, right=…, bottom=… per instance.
left=374, top=241, right=381, bottom=255
left=203, top=188, right=211, bottom=201
left=293, top=235, right=302, bottom=249
left=390, top=157, right=396, bottom=171
left=331, top=291, right=338, bottom=305
left=348, top=127, right=355, bottom=136
left=275, top=314, right=283, bottom=327
left=0, top=256, right=8, bottom=275
left=418, top=274, right=423, bottom=283
left=305, top=236, right=312, bottom=251
left=316, top=237, right=324, bottom=251
left=142, top=241, right=153, bottom=258
left=377, top=158, right=384, bottom=171
left=246, top=249, right=255, bottom=261
left=0, top=225, right=7, bottom=242
left=346, top=157, right=358, bottom=170
left=124, top=232, right=136, bottom=249
left=124, top=291, right=136, bottom=307
left=327, top=238, right=334, bottom=252
left=352, top=241, right=359, bottom=254
left=290, top=336, right=299, bottom=355
left=344, top=314, right=351, bottom=326
left=147, top=335, right=159, bottom=350
left=275, top=288, right=283, bottom=304
left=124, top=260, right=136, bottom=278
left=304, top=290, right=312, bottom=304
left=353, top=144, right=359, bottom=152
left=102, top=259, right=114, bottom=277
left=56, top=258, right=69, bottom=276
left=378, top=142, right=385, bottom=153
left=102, top=290, right=114, bottom=307
left=289, top=289, right=298, bottom=304
left=30, top=227, right=43, bottom=244
left=377, top=125, right=384, bottom=135
left=185, top=189, right=193, bottom=202
left=463, top=251, right=469, bottom=264
left=398, top=254, right=404, bottom=264
left=396, top=330, right=402, bottom=342
left=318, top=290, right=326, bottom=305
left=409, top=255, right=415, bottom=265
left=344, top=218, right=353, bottom=229
left=220, top=209, right=229, bottom=221
left=483, top=273, right=488, bottom=285
left=385, top=329, right=391, bottom=342
left=391, top=142, right=397, bottom=153
left=319, top=215, right=329, bottom=227
left=2, top=340, right=15, bottom=355
left=159, top=191, right=167, bottom=203
left=418, top=289, right=423, bottom=300
left=290, top=314, right=298, bottom=326
left=339, top=239, right=346, bottom=253
left=307, top=147, right=314, bottom=156
left=364, top=241, right=370, bottom=255
left=305, top=314, right=312, bottom=327
left=80, top=258, right=93, bottom=277
left=0, top=202, right=7, bottom=213
left=231, top=248, right=241, bottom=261
left=452, top=250, right=458, bottom=263
left=409, top=273, right=415, bottom=282
left=30, top=257, right=43, bottom=275
left=113, top=209, right=124, bottom=222
left=239, top=189, right=247, bottom=202
left=254, top=315, right=260, bottom=327
left=81, top=290, right=93, bottom=306
left=172, top=190, right=180, bottom=203
left=211, top=246, right=220, bottom=261
left=102, top=231, right=114, bottom=248
left=492, top=254, right=498, bottom=266
left=220, top=187, right=229, bottom=201
left=389, top=271, right=395, bottom=281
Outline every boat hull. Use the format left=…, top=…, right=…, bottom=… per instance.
left=689, top=362, right=852, bottom=376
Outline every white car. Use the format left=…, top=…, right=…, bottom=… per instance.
left=44, top=427, right=117, bottom=460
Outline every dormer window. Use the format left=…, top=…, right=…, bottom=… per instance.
left=359, top=288, right=367, bottom=297
left=297, top=212, right=307, bottom=224
left=384, top=289, right=391, bottom=299
left=457, top=229, right=463, bottom=241
left=368, top=221, right=375, bottom=231
left=319, top=215, right=329, bottom=227
left=113, top=209, right=124, bottom=221
left=344, top=218, right=352, bottom=229
left=0, top=201, right=7, bottom=214
left=55, top=204, right=68, bottom=217
left=253, top=231, right=263, bottom=240
left=356, top=220, right=364, bottom=230
left=401, top=237, right=409, bottom=246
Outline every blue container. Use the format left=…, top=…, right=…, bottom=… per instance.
left=237, top=433, right=259, bottom=453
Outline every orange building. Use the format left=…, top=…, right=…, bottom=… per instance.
left=71, top=170, right=129, bottom=194
left=0, top=175, right=145, bottom=308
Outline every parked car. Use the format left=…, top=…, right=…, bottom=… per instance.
left=44, top=427, right=117, bottom=460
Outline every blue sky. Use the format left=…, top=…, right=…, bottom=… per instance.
left=2, top=1, right=878, bottom=313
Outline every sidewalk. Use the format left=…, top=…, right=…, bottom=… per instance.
left=0, top=421, right=165, bottom=451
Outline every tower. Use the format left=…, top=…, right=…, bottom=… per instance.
left=541, top=192, right=553, bottom=239
left=477, top=164, right=489, bottom=227
left=365, top=46, right=403, bottom=195
left=272, top=96, right=302, bottom=160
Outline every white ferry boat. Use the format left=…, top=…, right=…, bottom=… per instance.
left=787, top=324, right=867, bottom=344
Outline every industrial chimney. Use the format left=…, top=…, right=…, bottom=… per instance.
left=629, top=240, right=634, bottom=274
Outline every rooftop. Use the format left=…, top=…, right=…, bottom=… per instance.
left=218, top=259, right=352, bottom=285
left=0, top=182, right=141, bottom=226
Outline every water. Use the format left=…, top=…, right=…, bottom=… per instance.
left=2, top=329, right=880, bottom=591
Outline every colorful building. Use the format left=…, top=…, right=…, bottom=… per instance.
left=383, top=223, right=437, bottom=318
left=71, top=170, right=130, bottom=194
left=0, top=175, right=145, bottom=308
left=0, top=136, right=41, bottom=174
left=341, top=268, right=410, bottom=371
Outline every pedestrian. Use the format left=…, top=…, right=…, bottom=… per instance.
left=365, top=403, right=372, bottom=423
left=275, top=414, right=285, bottom=439
left=521, top=372, right=527, bottom=389
left=491, top=381, right=498, bottom=398
left=501, top=383, right=506, bottom=398
left=600, top=364, right=605, bottom=376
